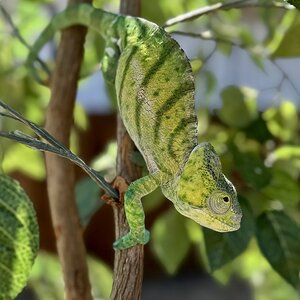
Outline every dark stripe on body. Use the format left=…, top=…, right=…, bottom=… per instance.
left=167, top=116, right=197, bottom=162
left=135, top=41, right=177, bottom=138
left=117, top=45, right=139, bottom=109
left=117, top=18, right=149, bottom=108
left=154, top=86, right=194, bottom=139
left=134, top=18, right=148, bottom=41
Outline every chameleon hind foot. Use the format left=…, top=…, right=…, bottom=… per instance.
left=113, top=229, right=150, bottom=250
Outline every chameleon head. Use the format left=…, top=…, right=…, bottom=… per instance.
left=173, top=142, right=242, bottom=232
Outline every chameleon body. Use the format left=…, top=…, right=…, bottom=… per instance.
left=27, top=4, right=242, bottom=250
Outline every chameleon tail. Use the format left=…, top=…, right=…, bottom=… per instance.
left=26, top=4, right=118, bottom=83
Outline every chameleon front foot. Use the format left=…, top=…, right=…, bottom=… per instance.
left=113, top=230, right=150, bottom=250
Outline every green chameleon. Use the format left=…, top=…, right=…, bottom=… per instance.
left=27, top=4, right=242, bottom=250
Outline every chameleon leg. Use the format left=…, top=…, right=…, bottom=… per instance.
left=113, top=174, right=159, bottom=250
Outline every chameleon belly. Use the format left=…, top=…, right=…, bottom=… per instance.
left=115, top=20, right=198, bottom=177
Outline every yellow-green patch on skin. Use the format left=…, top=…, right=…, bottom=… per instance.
left=163, top=143, right=242, bottom=232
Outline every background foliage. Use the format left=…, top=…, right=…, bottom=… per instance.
left=0, top=0, right=299, bottom=299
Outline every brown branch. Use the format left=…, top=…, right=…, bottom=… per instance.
left=110, top=1, right=144, bottom=300
left=44, top=0, right=92, bottom=299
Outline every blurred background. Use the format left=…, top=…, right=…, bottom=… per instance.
left=0, top=0, right=299, bottom=299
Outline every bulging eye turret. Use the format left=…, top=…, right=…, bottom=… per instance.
left=208, top=191, right=231, bottom=215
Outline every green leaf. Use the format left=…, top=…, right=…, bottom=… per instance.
left=75, top=177, right=103, bottom=226
left=249, top=50, right=265, bottom=72
left=269, top=145, right=300, bottom=174
left=286, top=1, right=300, bottom=11
left=190, top=58, right=203, bottom=74
left=151, top=208, right=190, bottom=274
left=0, top=173, right=39, bottom=300
left=272, top=17, right=300, bottom=57
left=2, top=144, right=45, bottom=180
left=262, top=169, right=300, bottom=206
left=244, top=116, right=272, bottom=143
left=218, top=86, right=258, bottom=128
left=256, top=210, right=300, bottom=288
left=217, top=42, right=232, bottom=57
left=203, top=196, right=255, bottom=271
left=231, top=145, right=271, bottom=189
left=29, top=252, right=113, bottom=300
left=273, top=145, right=300, bottom=161
left=263, top=101, right=298, bottom=142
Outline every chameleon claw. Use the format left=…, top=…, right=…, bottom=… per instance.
left=113, top=230, right=150, bottom=250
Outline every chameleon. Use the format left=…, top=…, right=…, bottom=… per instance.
left=26, top=3, right=242, bottom=250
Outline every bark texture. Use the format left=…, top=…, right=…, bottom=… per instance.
left=44, top=0, right=92, bottom=299
left=110, top=1, right=144, bottom=299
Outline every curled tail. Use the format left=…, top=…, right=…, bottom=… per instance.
left=26, top=4, right=118, bottom=83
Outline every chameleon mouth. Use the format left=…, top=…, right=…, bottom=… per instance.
left=199, top=215, right=240, bottom=232
left=174, top=201, right=242, bottom=232
left=204, top=211, right=242, bottom=232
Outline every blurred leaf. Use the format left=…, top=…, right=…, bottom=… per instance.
left=74, top=103, right=88, bottom=131
left=287, top=0, right=300, bottom=9
left=75, top=177, right=102, bottom=226
left=29, top=252, right=63, bottom=300
left=143, top=187, right=164, bottom=213
left=205, top=71, right=217, bottom=96
left=0, top=174, right=39, bottom=300
left=262, top=169, right=300, bottom=206
left=272, top=145, right=300, bottom=161
left=2, top=143, right=46, bottom=180
left=190, top=58, right=203, bottom=74
left=231, top=144, right=271, bottom=189
left=197, top=108, right=210, bottom=136
left=263, top=101, right=298, bottom=142
left=256, top=210, right=300, bottom=289
left=268, top=145, right=300, bottom=176
left=151, top=208, right=190, bottom=274
left=92, top=142, right=116, bottom=171
left=218, top=86, right=258, bottom=128
left=30, top=252, right=112, bottom=300
left=272, top=16, right=300, bottom=57
left=217, top=42, right=232, bottom=57
left=244, top=116, right=272, bottom=143
left=212, top=239, right=300, bottom=300
left=87, top=256, right=113, bottom=300
left=203, top=196, right=255, bottom=271
left=249, top=50, right=265, bottom=72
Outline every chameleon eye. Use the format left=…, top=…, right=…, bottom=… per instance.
left=208, top=192, right=231, bottom=215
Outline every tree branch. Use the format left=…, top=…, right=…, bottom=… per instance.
left=42, top=0, right=93, bottom=299
left=110, top=0, right=144, bottom=300
left=164, top=0, right=294, bottom=28
left=0, top=100, right=119, bottom=199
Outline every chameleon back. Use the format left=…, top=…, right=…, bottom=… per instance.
left=24, top=4, right=198, bottom=178
left=115, top=17, right=198, bottom=178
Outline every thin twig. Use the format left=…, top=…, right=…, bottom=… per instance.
left=0, top=100, right=119, bottom=199
left=0, top=4, right=50, bottom=76
left=171, top=29, right=300, bottom=102
left=272, top=59, right=300, bottom=98
left=171, top=30, right=246, bottom=48
left=164, top=0, right=294, bottom=27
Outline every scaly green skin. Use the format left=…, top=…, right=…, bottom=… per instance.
left=0, top=174, right=39, bottom=300
left=27, top=4, right=242, bottom=250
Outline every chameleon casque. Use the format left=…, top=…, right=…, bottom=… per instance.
left=27, top=4, right=242, bottom=250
